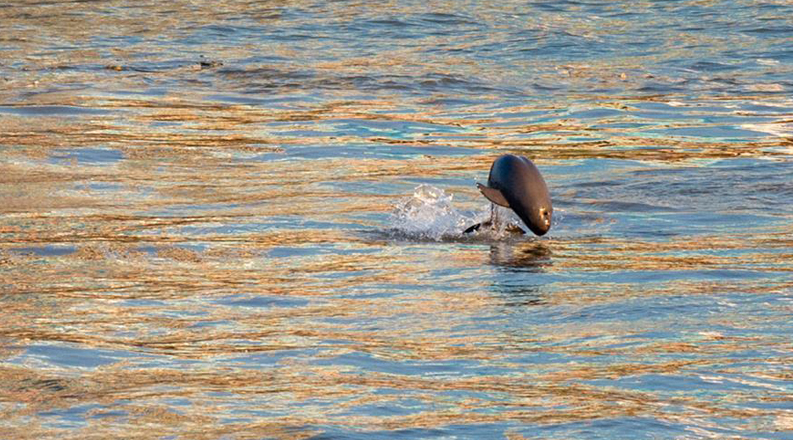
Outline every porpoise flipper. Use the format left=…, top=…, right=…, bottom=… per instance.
left=476, top=183, right=510, bottom=207
left=463, top=223, right=481, bottom=234
left=462, top=220, right=524, bottom=235
left=463, top=220, right=492, bottom=234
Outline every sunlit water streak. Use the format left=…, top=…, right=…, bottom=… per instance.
left=1, top=0, right=793, bottom=439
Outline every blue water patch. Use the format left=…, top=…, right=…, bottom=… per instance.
left=327, top=118, right=465, bottom=137
left=50, top=148, right=124, bottom=166
left=9, top=245, right=76, bottom=256
left=89, top=409, right=129, bottom=420
left=18, top=343, right=133, bottom=369
left=308, top=424, right=498, bottom=440
left=566, top=108, right=624, bottom=119
left=37, top=403, right=105, bottom=429
left=282, top=142, right=476, bottom=160
left=337, top=398, right=428, bottom=418
left=225, top=217, right=364, bottom=232
left=268, top=245, right=340, bottom=258
left=525, top=417, right=702, bottom=440
left=215, top=294, right=310, bottom=309
left=112, top=87, right=169, bottom=97
left=653, top=126, right=768, bottom=139
left=0, top=105, right=110, bottom=116
left=587, top=372, right=787, bottom=393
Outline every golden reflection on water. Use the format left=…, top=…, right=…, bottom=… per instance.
left=3, top=204, right=792, bottom=438
left=3, top=0, right=793, bottom=438
left=2, top=91, right=792, bottom=436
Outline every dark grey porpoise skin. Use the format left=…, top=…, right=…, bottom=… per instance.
left=475, top=154, right=553, bottom=236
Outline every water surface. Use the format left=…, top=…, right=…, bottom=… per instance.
left=1, top=1, right=792, bottom=439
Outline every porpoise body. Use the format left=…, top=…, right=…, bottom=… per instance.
left=467, top=154, right=552, bottom=236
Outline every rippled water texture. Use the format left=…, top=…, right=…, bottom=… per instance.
left=2, top=1, right=793, bottom=439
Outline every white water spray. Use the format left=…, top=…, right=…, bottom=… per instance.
left=389, top=185, right=524, bottom=241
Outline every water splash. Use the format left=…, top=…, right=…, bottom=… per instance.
left=390, top=185, right=527, bottom=241
left=389, top=185, right=477, bottom=241
left=488, top=204, right=527, bottom=237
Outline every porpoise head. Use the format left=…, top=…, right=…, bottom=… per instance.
left=477, top=154, right=552, bottom=236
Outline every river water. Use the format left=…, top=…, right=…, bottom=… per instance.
left=1, top=1, right=792, bottom=439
